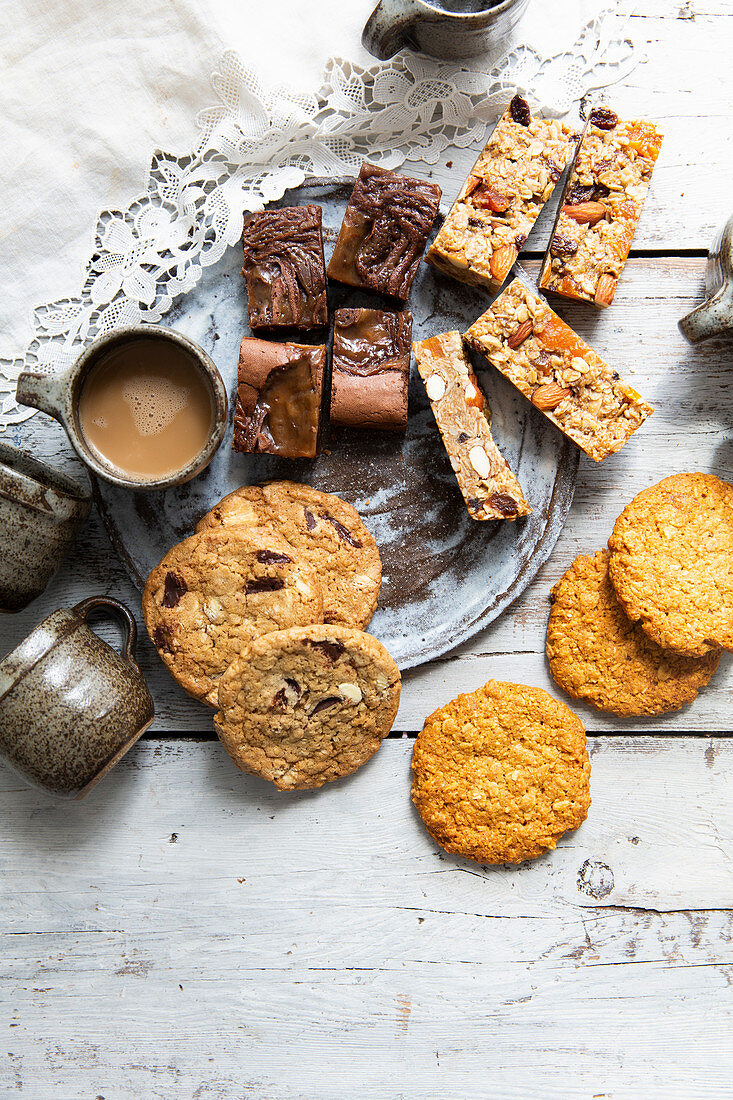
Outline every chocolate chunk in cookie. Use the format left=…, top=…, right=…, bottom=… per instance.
left=143, top=528, right=323, bottom=707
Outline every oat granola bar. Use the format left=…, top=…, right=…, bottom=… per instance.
left=425, top=95, right=576, bottom=294
left=464, top=279, right=653, bottom=463
left=539, top=108, right=663, bottom=308
left=413, top=331, right=531, bottom=521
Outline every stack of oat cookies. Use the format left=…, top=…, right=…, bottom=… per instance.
left=143, top=481, right=401, bottom=790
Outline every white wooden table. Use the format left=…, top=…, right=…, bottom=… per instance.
left=2, top=4, right=733, bottom=1096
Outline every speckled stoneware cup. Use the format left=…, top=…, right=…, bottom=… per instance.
left=0, top=596, right=154, bottom=798
left=362, top=0, right=530, bottom=60
left=679, top=213, right=733, bottom=343
left=0, top=441, right=91, bottom=612
left=15, top=325, right=228, bottom=491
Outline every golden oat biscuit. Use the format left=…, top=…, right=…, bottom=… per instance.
left=196, top=481, right=382, bottom=629
left=608, top=473, right=733, bottom=657
left=547, top=550, right=720, bottom=716
left=143, top=528, right=323, bottom=707
left=411, top=680, right=590, bottom=865
left=214, top=624, right=401, bottom=790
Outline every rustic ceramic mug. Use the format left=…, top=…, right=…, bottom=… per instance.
left=0, top=441, right=91, bottom=612
left=15, top=325, right=228, bottom=491
left=0, top=595, right=154, bottom=798
left=679, top=213, right=733, bottom=343
left=362, top=0, right=530, bottom=60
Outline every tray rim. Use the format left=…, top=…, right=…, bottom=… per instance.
left=93, top=177, right=579, bottom=671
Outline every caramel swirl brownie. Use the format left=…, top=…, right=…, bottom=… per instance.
left=539, top=109, right=663, bottom=307
left=464, top=278, right=653, bottom=462
left=426, top=95, right=576, bottom=294
left=327, top=163, right=441, bottom=300
left=233, top=338, right=325, bottom=458
left=241, top=205, right=327, bottom=330
left=413, top=331, right=531, bottom=521
left=330, top=308, right=412, bottom=431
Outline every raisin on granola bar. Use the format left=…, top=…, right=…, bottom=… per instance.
left=464, top=279, right=653, bottom=463
left=412, top=330, right=531, bottom=521
left=327, top=163, right=441, bottom=300
left=425, top=95, right=576, bottom=294
left=539, top=110, right=663, bottom=308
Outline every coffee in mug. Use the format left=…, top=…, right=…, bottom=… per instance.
left=78, top=337, right=216, bottom=481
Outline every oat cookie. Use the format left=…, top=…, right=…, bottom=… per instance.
left=143, top=528, right=323, bottom=707
left=214, top=624, right=401, bottom=790
left=547, top=550, right=720, bottom=716
left=608, top=473, right=733, bottom=657
left=411, top=680, right=590, bottom=864
left=196, top=481, right=382, bottom=629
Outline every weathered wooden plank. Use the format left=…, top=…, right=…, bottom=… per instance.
left=3, top=257, right=730, bottom=733
left=1, top=737, right=732, bottom=1097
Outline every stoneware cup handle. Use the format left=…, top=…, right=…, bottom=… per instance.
left=679, top=287, right=732, bottom=343
left=362, top=0, right=421, bottom=59
left=15, top=365, right=73, bottom=423
left=73, top=595, right=139, bottom=668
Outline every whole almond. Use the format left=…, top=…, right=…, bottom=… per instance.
left=594, top=273, right=617, bottom=307
left=489, top=244, right=517, bottom=284
left=507, top=319, right=533, bottom=349
left=562, top=201, right=606, bottom=226
left=532, top=381, right=571, bottom=410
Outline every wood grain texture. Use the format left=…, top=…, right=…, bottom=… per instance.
left=2, top=737, right=733, bottom=1098
left=4, top=258, right=730, bottom=734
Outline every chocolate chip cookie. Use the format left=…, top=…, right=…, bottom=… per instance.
left=411, top=680, right=590, bottom=864
left=196, top=481, right=381, bottom=629
left=214, top=624, right=401, bottom=790
left=608, top=472, right=733, bottom=657
left=547, top=550, right=721, bottom=716
left=143, top=528, right=323, bottom=707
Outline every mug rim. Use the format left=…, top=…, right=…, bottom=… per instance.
left=70, top=324, right=228, bottom=492
left=415, top=0, right=526, bottom=21
left=0, top=439, right=91, bottom=511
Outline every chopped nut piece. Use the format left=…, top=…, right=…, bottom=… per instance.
left=413, top=331, right=531, bottom=521
left=426, top=98, right=576, bottom=293
left=490, top=244, right=517, bottom=283
left=464, top=278, right=653, bottom=462
left=595, top=273, right=617, bottom=307
left=562, top=201, right=606, bottom=226
left=507, top=320, right=533, bottom=349
left=539, top=113, right=663, bottom=307
left=532, top=382, right=571, bottom=410
left=425, top=373, right=446, bottom=401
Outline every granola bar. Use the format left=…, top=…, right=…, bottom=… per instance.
left=464, top=279, right=653, bottom=463
left=327, top=163, right=441, bottom=300
left=425, top=95, right=576, bottom=294
left=539, top=108, right=663, bottom=307
left=413, top=330, right=531, bottom=521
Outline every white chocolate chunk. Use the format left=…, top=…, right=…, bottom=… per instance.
left=339, top=682, right=363, bottom=704
left=469, top=445, right=491, bottom=478
left=425, top=373, right=446, bottom=401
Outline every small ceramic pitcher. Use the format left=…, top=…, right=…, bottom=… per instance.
left=362, top=0, right=530, bottom=60
left=15, top=325, right=229, bottom=491
left=679, top=213, right=733, bottom=343
left=0, top=441, right=91, bottom=612
left=0, top=596, right=154, bottom=798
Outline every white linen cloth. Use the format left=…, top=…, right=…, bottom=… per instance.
left=0, top=0, right=635, bottom=419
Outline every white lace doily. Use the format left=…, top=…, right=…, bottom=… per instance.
left=0, top=2, right=636, bottom=427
